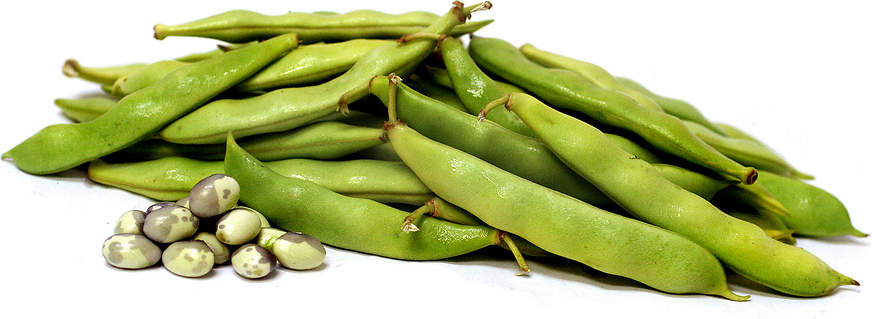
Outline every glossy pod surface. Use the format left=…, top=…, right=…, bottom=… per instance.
left=485, top=92, right=856, bottom=297
left=153, top=9, right=493, bottom=44
left=223, top=133, right=502, bottom=261
left=383, top=118, right=742, bottom=299
left=4, top=33, right=298, bottom=175
left=156, top=2, right=492, bottom=144
left=468, top=36, right=757, bottom=185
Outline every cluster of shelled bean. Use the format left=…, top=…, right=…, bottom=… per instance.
left=101, top=174, right=326, bottom=278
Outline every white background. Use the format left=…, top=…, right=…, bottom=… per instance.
left=1, top=0, right=869, bottom=318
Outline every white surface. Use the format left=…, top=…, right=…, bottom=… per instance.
left=1, top=0, right=869, bottom=318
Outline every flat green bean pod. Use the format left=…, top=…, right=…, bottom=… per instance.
left=4, top=33, right=299, bottom=175
left=715, top=180, right=792, bottom=218
left=479, top=92, right=856, bottom=297
left=153, top=8, right=493, bottom=44
left=519, top=43, right=663, bottom=113
left=468, top=36, right=758, bottom=185
left=223, top=133, right=507, bottom=262
left=110, top=60, right=190, bottom=98
left=722, top=208, right=797, bottom=245
left=757, top=171, right=867, bottom=238
left=236, top=39, right=394, bottom=92
left=89, top=157, right=433, bottom=205
left=105, top=120, right=385, bottom=162
left=62, top=59, right=148, bottom=86
left=616, top=77, right=728, bottom=136
left=54, top=97, right=117, bottom=123
left=156, top=2, right=492, bottom=145
left=713, top=122, right=814, bottom=180
left=439, top=37, right=534, bottom=137
left=685, top=120, right=813, bottom=180
left=379, top=80, right=744, bottom=300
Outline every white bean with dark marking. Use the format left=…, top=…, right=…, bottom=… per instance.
left=256, top=227, right=287, bottom=250
left=114, top=210, right=146, bottom=235
left=193, top=232, right=231, bottom=264
left=231, top=206, right=271, bottom=228
left=162, top=240, right=215, bottom=277
left=102, top=234, right=161, bottom=269
left=146, top=202, right=176, bottom=214
left=188, top=174, right=240, bottom=218
left=231, top=244, right=276, bottom=279
left=272, top=232, right=326, bottom=270
left=143, top=206, right=199, bottom=243
left=215, top=207, right=262, bottom=245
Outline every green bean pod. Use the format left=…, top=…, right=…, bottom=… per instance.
left=439, top=37, right=534, bottom=137
left=519, top=43, right=663, bottom=113
left=369, top=76, right=720, bottom=208
left=757, top=171, right=867, bottom=238
left=713, top=122, right=815, bottom=180
left=479, top=92, right=856, bottom=297
left=382, top=102, right=743, bottom=300
left=110, top=60, right=190, bottom=98
left=89, top=156, right=433, bottom=205
left=54, top=97, right=117, bottom=123
left=4, top=33, right=299, bottom=175
left=715, top=176, right=792, bottom=218
left=223, top=133, right=504, bottom=261
left=468, top=36, right=757, bottom=185
left=236, top=39, right=394, bottom=92
left=106, top=120, right=385, bottom=162
left=62, top=59, right=148, bottom=86
left=156, top=2, right=492, bottom=144
left=406, top=77, right=468, bottom=112
left=723, top=208, right=797, bottom=245
left=685, top=120, right=812, bottom=180
left=153, top=9, right=493, bottom=44
left=616, top=77, right=729, bottom=136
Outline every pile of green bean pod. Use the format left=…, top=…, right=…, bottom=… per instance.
left=5, top=1, right=867, bottom=300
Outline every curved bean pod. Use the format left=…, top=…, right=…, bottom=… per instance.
left=479, top=92, right=856, bottom=297
left=519, top=43, right=663, bottom=113
left=381, top=89, right=744, bottom=300
left=223, top=133, right=505, bottom=261
left=156, top=2, right=492, bottom=144
left=106, top=120, right=385, bottom=162
left=236, top=39, right=394, bottom=92
left=757, top=171, right=867, bottom=238
left=615, top=76, right=728, bottom=135
left=685, top=120, right=813, bottom=180
left=369, top=75, right=719, bottom=208
left=440, top=37, right=534, bottom=137
left=110, top=60, right=190, bottom=98
left=4, top=33, right=299, bottom=175
left=89, top=156, right=433, bottom=205
left=468, top=36, right=757, bottom=184
left=153, top=9, right=493, bottom=44
left=62, top=59, right=147, bottom=86
left=713, top=122, right=815, bottom=180
left=723, top=208, right=796, bottom=245
left=54, top=97, right=117, bottom=123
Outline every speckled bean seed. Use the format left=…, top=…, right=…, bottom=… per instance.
left=231, top=244, right=276, bottom=279
left=162, top=240, right=215, bottom=278
left=192, top=232, right=231, bottom=264
left=272, top=232, right=326, bottom=270
left=188, top=174, right=240, bottom=218
left=146, top=202, right=176, bottom=214
left=215, top=207, right=262, bottom=245
left=102, top=233, right=161, bottom=269
left=114, top=210, right=146, bottom=235
left=231, top=206, right=270, bottom=228
left=143, top=206, right=199, bottom=243
left=175, top=197, right=190, bottom=208
left=256, top=227, right=287, bottom=250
